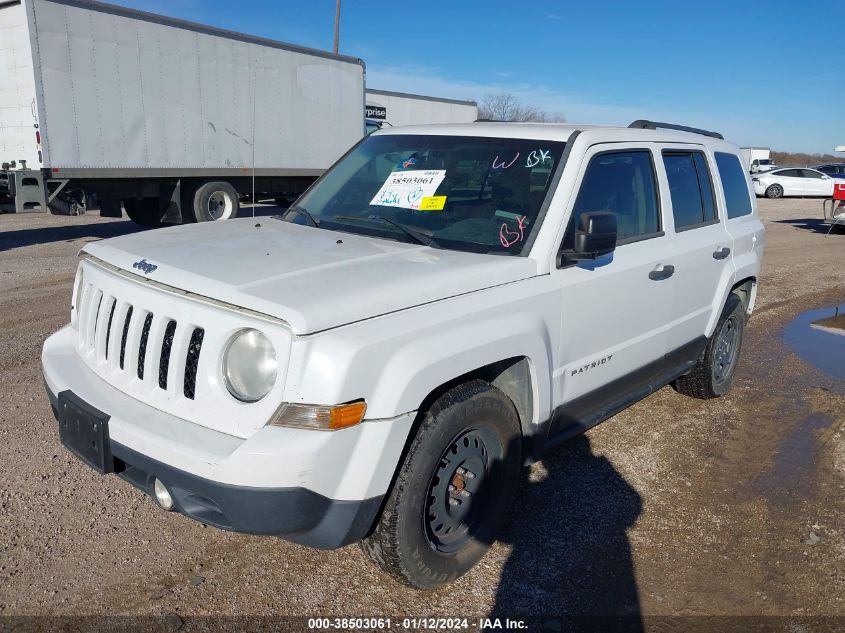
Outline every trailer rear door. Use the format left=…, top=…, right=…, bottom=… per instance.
left=0, top=0, right=41, bottom=169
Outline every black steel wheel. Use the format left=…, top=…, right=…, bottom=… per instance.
left=711, top=313, right=740, bottom=386
left=361, top=380, right=522, bottom=589
left=424, top=426, right=502, bottom=554
left=673, top=293, right=746, bottom=399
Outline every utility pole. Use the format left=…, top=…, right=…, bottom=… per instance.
left=333, top=0, right=341, bottom=53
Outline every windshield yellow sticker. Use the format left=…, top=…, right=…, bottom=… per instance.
left=419, top=196, right=447, bottom=211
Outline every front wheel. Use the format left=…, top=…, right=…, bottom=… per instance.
left=765, top=184, right=784, bottom=198
left=673, top=293, right=746, bottom=399
left=361, top=381, right=522, bottom=589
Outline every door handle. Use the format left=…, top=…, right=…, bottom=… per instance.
left=712, top=247, right=731, bottom=260
left=648, top=264, right=675, bottom=281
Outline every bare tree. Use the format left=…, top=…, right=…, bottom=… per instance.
left=478, top=92, right=566, bottom=123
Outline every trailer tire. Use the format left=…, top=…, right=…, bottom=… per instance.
left=124, top=199, right=163, bottom=227
left=192, top=181, right=239, bottom=222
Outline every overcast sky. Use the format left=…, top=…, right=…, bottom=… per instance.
left=119, top=0, right=844, bottom=154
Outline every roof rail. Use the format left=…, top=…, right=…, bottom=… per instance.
left=628, top=120, right=724, bottom=140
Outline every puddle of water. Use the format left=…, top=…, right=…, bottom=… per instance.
left=783, top=304, right=845, bottom=379
left=756, top=413, right=834, bottom=503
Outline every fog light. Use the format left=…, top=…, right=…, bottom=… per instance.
left=153, top=478, right=174, bottom=511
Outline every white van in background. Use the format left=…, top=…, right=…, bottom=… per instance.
left=740, top=147, right=778, bottom=173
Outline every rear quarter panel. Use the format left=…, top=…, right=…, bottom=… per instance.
left=713, top=147, right=765, bottom=326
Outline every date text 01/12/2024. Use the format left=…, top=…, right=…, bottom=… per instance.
left=306, top=617, right=528, bottom=630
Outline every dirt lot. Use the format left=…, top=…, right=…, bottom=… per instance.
left=1, top=200, right=843, bottom=630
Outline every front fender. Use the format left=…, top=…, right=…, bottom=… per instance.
left=282, top=277, right=559, bottom=428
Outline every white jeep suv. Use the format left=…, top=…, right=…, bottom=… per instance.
left=42, top=120, right=764, bottom=588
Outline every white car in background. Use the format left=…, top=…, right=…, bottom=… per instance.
left=753, top=168, right=834, bottom=198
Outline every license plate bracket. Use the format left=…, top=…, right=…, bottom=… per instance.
left=58, top=391, right=114, bottom=474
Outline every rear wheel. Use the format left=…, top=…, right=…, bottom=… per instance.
left=673, top=293, right=746, bottom=399
left=192, top=181, right=239, bottom=222
left=361, top=380, right=522, bottom=589
left=124, top=199, right=162, bottom=227
left=765, top=184, right=783, bottom=198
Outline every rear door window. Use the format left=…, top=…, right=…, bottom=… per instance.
left=663, top=151, right=717, bottom=230
left=714, top=152, right=753, bottom=219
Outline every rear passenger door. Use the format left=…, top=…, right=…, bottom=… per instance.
left=658, top=147, right=736, bottom=355
left=800, top=169, right=833, bottom=196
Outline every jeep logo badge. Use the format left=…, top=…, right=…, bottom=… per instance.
left=132, top=259, right=157, bottom=275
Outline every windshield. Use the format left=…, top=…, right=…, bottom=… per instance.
left=759, top=159, right=773, bottom=165
left=284, top=134, right=566, bottom=255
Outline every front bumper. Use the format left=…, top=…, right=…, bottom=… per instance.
left=42, top=325, right=415, bottom=549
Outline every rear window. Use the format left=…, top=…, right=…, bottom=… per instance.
left=663, top=151, right=717, bottom=230
left=715, top=152, right=752, bottom=219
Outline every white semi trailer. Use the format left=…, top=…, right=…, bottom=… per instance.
left=365, top=89, right=477, bottom=134
left=0, top=0, right=365, bottom=225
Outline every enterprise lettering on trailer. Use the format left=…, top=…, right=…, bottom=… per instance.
left=365, top=105, right=387, bottom=120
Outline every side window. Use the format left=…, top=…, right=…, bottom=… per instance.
left=662, top=150, right=717, bottom=230
left=695, top=154, right=717, bottom=222
left=714, top=152, right=752, bottom=219
left=778, top=169, right=801, bottom=178
left=801, top=169, right=823, bottom=179
left=818, top=165, right=834, bottom=174
left=565, top=150, right=660, bottom=247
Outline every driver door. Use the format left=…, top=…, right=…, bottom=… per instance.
left=549, top=144, right=676, bottom=437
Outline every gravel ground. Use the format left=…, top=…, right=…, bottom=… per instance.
left=0, top=199, right=843, bottom=630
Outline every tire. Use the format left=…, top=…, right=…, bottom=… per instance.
left=673, top=293, right=746, bottom=399
left=765, top=184, right=783, bottom=199
left=192, top=181, right=239, bottom=222
left=361, top=380, right=522, bottom=589
left=124, top=199, right=163, bottom=227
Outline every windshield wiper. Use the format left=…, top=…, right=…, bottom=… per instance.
left=370, top=216, right=439, bottom=248
left=332, top=215, right=439, bottom=248
left=284, top=205, right=320, bottom=227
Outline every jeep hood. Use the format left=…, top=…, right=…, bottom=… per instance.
left=83, top=218, right=538, bottom=334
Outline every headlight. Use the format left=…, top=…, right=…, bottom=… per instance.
left=222, top=329, right=277, bottom=402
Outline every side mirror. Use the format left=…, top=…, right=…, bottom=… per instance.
left=559, top=211, right=617, bottom=265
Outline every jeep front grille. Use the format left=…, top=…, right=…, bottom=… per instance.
left=71, top=258, right=292, bottom=439
left=77, top=283, right=205, bottom=399
left=119, top=306, right=133, bottom=370
left=183, top=327, right=204, bottom=400
left=158, top=320, right=177, bottom=389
